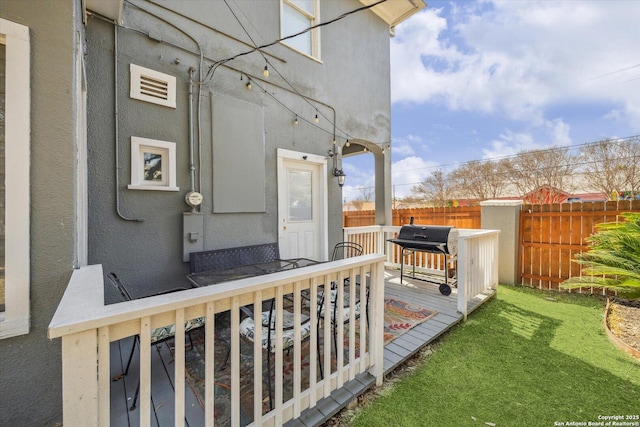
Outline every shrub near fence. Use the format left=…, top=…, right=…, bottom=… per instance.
left=343, top=206, right=482, bottom=229
left=519, top=200, right=640, bottom=292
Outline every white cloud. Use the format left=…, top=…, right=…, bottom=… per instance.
left=481, top=118, right=572, bottom=159
left=341, top=155, right=376, bottom=201
left=391, top=156, right=440, bottom=199
left=391, top=1, right=640, bottom=130
left=391, top=134, right=421, bottom=157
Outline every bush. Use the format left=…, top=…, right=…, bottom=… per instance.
left=561, top=212, right=640, bottom=299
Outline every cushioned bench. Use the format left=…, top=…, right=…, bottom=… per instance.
left=189, top=242, right=280, bottom=274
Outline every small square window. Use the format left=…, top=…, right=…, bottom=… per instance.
left=128, top=137, right=179, bottom=191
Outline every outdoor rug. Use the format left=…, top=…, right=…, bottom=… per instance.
left=174, top=298, right=436, bottom=426
left=383, top=298, right=438, bottom=344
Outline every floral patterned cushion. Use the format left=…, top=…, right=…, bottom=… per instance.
left=150, top=316, right=206, bottom=344
left=239, top=310, right=312, bottom=353
left=319, top=289, right=362, bottom=324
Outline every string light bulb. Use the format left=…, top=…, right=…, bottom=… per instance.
left=294, top=115, right=299, bottom=125
left=345, top=139, right=350, bottom=147
left=263, top=64, right=269, bottom=77
left=245, top=79, right=252, bottom=90
left=314, top=111, right=319, bottom=123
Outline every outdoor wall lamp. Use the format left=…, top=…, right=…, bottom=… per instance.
left=333, top=168, right=346, bottom=187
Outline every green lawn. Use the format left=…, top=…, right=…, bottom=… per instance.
left=352, top=285, right=640, bottom=427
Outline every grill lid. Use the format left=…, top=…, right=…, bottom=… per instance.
left=388, top=224, right=459, bottom=255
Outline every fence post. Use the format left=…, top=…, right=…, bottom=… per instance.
left=479, top=200, right=522, bottom=285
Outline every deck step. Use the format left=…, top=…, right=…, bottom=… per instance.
left=285, top=372, right=376, bottom=427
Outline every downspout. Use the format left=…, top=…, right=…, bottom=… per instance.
left=114, top=25, right=144, bottom=222
left=188, top=67, right=196, bottom=194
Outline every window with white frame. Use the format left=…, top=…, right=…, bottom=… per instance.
left=128, top=136, right=179, bottom=192
left=0, top=18, right=31, bottom=339
left=281, top=0, right=320, bottom=59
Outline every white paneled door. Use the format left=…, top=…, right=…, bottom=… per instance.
left=277, top=149, right=328, bottom=261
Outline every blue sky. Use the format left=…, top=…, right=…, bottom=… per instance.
left=342, top=0, right=640, bottom=201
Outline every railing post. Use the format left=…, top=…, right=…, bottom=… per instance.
left=368, top=259, right=386, bottom=385
left=457, top=235, right=468, bottom=320
left=61, top=329, right=100, bottom=427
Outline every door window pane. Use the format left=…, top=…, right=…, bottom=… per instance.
left=288, top=169, right=312, bottom=221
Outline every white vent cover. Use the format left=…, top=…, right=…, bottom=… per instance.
left=129, top=64, right=176, bottom=108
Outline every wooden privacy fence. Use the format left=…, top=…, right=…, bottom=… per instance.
left=343, top=206, right=482, bottom=229
left=519, top=200, right=640, bottom=291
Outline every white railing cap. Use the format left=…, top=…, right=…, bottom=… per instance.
left=458, top=228, right=501, bottom=238
left=48, top=254, right=385, bottom=339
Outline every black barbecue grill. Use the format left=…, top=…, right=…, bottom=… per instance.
left=388, top=223, right=459, bottom=295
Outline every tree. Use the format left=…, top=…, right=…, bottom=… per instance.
left=577, top=138, right=638, bottom=199
left=561, top=212, right=640, bottom=299
left=620, top=137, right=640, bottom=199
left=350, top=187, right=374, bottom=210
left=449, top=160, right=508, bottom=202
left=411, top=169, right=453, bottom=207
left=503, top=146, right=575, bottom=198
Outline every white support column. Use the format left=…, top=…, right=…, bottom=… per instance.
left=480, top=200, right=522, bottom=285
left=374, top=149, right=392, bottom=226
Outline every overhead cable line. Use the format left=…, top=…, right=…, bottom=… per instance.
left=388, top=134, right=640, bottom=176
left=206, top=0, right=388, bottom=77
left=220, top=0, right=386, bottom=142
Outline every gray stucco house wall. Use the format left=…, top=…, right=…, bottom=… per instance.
left=86, top=0, right=393, bottom=296
left=0, top=0, right=418, bottom=424
left=0, top=1, right=83, bottom=425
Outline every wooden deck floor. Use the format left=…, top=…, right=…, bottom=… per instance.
left=109, top=268, right=496, bottom=426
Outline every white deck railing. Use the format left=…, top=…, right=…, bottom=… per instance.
left=48, top=254, right=386, bottom=427
left=456, top=229, right=500, bottom=318
left=344, top=226, right=500, bottom=319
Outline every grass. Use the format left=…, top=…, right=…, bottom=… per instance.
left=352, top=285, right=640, bottom=427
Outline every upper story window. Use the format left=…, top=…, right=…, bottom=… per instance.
left=281, top=0, right=320, bottom=59
left=0, top=18, right=31, bottom=339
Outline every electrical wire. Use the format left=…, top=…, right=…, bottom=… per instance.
left=249, top=77, right=337, bottom=139
left=205, top=0, right=388, bottom=78
left=388, top=134, right=640, bottom=176
left=217, top=0, right=388, bottom=142
left=345, top=137, right=640, bottom=194
left=224, top=0, right=332, bottom=129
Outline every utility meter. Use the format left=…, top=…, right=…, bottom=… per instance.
left=185, top=191, right=203, bottom=207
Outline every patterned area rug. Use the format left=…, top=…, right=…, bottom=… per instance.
left=384, top=298, right=438, bottom=344
left=176, top=298, right=436, bottom=426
